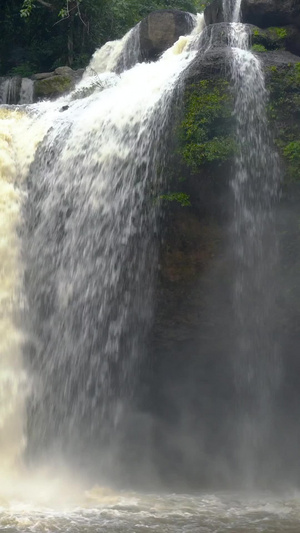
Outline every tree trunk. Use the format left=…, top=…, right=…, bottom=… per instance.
left=67, top=8, right=74, bottom=66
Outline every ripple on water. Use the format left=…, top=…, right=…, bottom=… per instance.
left=1, top=491, right=300, bottom=533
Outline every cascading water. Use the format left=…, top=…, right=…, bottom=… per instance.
left=0, top=5, right=300, bottom=532
left=0, top=77, right=34, bottom=105
left=84, top=24, right=142, bottom=77
left=223, top=1, right=281, bottom=486
left=223, top=0, right=241, bottom=22
left=19, top=78, right=34, bottom=105
left=0, top=13, right=204, bottom=489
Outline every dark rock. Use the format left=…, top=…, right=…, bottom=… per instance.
left=204, top=0, right=223, bottom=25
left=260, top=49, right=300, bottom=70
left=139, top=9, right=195, bottom=61
left=241, top=0, right=300, bottom=29
left=185, top=45, right=230, bottom=83
left=285, top=25, right=300, bottom=56
left=205, top=0, right=300, bottom=28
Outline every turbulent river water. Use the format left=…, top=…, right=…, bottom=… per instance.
left=2, top=488, right=300, bottom=532
left=1, top=1, right=300, bottom=531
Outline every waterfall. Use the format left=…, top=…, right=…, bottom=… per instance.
left=84, top=25, right=142, bottom=77
left=225, top=2, right=281, bottom=485
left=0, top=77, right=34, bottom=105
left=222, top=0, right=241, bottom=23
left=19, top=78, right=34, bottom=105
left=0, top=107, right=51, bottom=486
left=0, top=15, right=205, bottom=484
left=0, top=77, right=21, bottom=105
left=0, top=1, right=284, bottom=497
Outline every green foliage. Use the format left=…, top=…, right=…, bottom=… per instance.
left=283, top=141, right=300, bottom=161
left=283, top=142, right=300, bottom=181
left=8, top=63, right=34, bottom=77
left=0, top=0, right=204, bottom=75
left=252, top=26, right=289, bottom=52
left=20, top=0, right=35, bottom=18
left=251, top=44, right=267, bottom=52
left=160, top=192, right=191, bottom=206
left=267, top=63, right=300, bottom=182
left=179, top=79, right=235, bottom=171
left=268, top=27, right=288, bottom=40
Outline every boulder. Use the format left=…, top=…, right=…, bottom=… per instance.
left=139, top=9, right=195, bottom=61
left=32, top=66, right=84, bottom=101
left=204, top=0, right=223, bottom=25
left=34, top=75, right=73, bottom=100
left=241, top=0, right=300, bottom=29
left=33, top=72, right=54, bottom=80
left=205, top=0, right=300, bottom=28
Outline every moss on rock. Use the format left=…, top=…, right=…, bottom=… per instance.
left=35, top=75, right=73, bottom=99
left=267, top=62, right=300, bottom=182
left=252, top=44, right=268, bottom=52
left=179, top=79, right=235, bottom=172
left=252, top=26, right=291, bottom=51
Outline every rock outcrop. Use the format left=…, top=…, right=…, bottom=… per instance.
left=33, top=66, right=83, bottom=100
left=144, top=7, right=300, bottom=485
left=204, top=0, right=300, bottom=55
left=139, top=9, right=195, bottom=61
left=205, top=0, right=300, bottom=28
left=241, top=0, right=300, bottom=29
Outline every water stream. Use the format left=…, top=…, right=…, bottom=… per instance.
left=227, top=21, right=281, bottom=486
left=0, top=3, right=299, bottom=531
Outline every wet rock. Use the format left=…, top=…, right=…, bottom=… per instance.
left=204, top=0, right=223, bottom=25
left=205, top=0, right=300, bottom=29
left=251, top=25, right=300, bottom=56
left=260, top=49, right=300, bottom=69
left=185, top=46, right=230, bottom=83
left=32, top=66, right=84, bottom=100
left=241, top=0, right=300, bottom=29
left=139, top=9, right=195, bottom=61
left=35, top=75, right=73, bottom=100
left=54, top=66, right=75, bottom=76
left=33, top=72, right=54, bottom=80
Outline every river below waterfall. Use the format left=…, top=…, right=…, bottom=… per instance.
left=1, top=490, right=300, bottom=532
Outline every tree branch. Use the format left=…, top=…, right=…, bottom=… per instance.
left=36, top=0, right=54, bottom=9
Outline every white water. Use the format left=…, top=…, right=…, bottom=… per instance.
left=84, top=25, right=141, bottom=77
left=223, top=2, right=281, bottom=487
left=0, top=78, right=20, bottom=105
left=0, top=6, right=298, bottom=532
left=223, top=0, right=242, bottom=22
left=0, top=14, right=204, bottom=501
left=0, top=106, right=54, bottom=495
left=0, top=77, right=34, bottom=105
left=19, top=78, right=34, bottom=105
left=1, top=489, right=300, bottom=532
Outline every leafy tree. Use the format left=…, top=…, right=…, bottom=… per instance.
left=0, top=0, right=211, bottom=75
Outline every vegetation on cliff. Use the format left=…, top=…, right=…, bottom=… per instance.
left=179, top=79, right=235, bottom=171
left=267, top=63, right=300, bottom=182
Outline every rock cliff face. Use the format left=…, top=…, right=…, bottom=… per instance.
left=139, top=9, right=195, bottom=61
left=142, top=4, right=300, bottom=486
